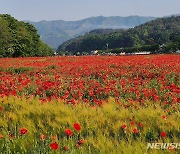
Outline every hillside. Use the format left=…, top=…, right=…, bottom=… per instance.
left=29, top=16, right=156, bottom=48
left=87, top=28, right=123, bottom=35
left=57, top=16, right=180, bottom=54
left=0, top=14, right=53, bottom=57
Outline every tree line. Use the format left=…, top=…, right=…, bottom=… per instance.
left=0, top=14, right=53, bottom=57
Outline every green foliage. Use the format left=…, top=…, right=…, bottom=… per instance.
left=4, top=67, right=33, bottom=74
left=58, top=16, right=180, bottom=54
left=0, top=14, right=54, bottom=57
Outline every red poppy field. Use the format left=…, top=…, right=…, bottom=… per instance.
left=0, top=55, right=179, bottom=153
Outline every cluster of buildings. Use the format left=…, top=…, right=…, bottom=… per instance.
left=91, top=50, right=151, bottom=56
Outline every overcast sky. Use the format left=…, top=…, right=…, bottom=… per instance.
left=0, top=0, right=179, bottom=21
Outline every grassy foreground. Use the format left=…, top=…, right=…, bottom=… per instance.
left=0, top=96, right=179, bottom=153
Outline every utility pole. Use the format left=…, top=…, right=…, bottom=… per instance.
left=106, top=43, right=109, bottom=51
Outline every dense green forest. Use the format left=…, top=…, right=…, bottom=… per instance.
left=0, top=14, right=53, bottom=57
left=58, top=16, right=180, bottom=54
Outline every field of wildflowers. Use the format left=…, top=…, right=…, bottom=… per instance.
left=0, top=55, right=179, bottom=153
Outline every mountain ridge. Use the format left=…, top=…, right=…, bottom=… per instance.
left=27, top=16, right=156, bottom=48
left=57, top=16, right=180, bottom=54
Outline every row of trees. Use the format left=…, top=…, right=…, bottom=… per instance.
left=58, top=16, right=180, bottom=54
left=0, top=14, right=53, bottom=57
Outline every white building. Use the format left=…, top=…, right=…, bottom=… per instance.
left=91, top=50, right=99, bottom=55
left=133, top=51, right=151, bottom=55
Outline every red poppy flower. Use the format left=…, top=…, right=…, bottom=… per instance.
left=0, top=107, right=2, bottom=111
left=76, top=144, right=81, bottom=149
left=131, top=121, right=135, bottom=125
left=64, top=146, right=69, bottom=151
left=74, top=123, right=81, bottom=131
left=121, top=124, right=127, bottom=130
left=138, top=123, right=143, bottom=128
left=20, top=128, right=28, bottom=135
left=132, top=128, right=139, bottom=134
left=161, top=115, right=167, bottom=120
left=65, top=129, right=73, bottom=136
left=160, top=131, right=166, bottom=138
left=169, top=146, right=175, bottom=152
left=9, top=134, right=14, bottom=140
left=78, top=139, right=85, bottom=145
left=51, top=135, right=56, bottom=140
left=0, top=134, right=3, bottom=138
left=40, top=134, right=46, bottom=140
left=49, top=142, right=59, bottom=150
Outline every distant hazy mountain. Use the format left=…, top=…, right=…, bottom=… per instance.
left=28, top=16, right=156, bottom=49
left=164, top=14, right=180, bottom=17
